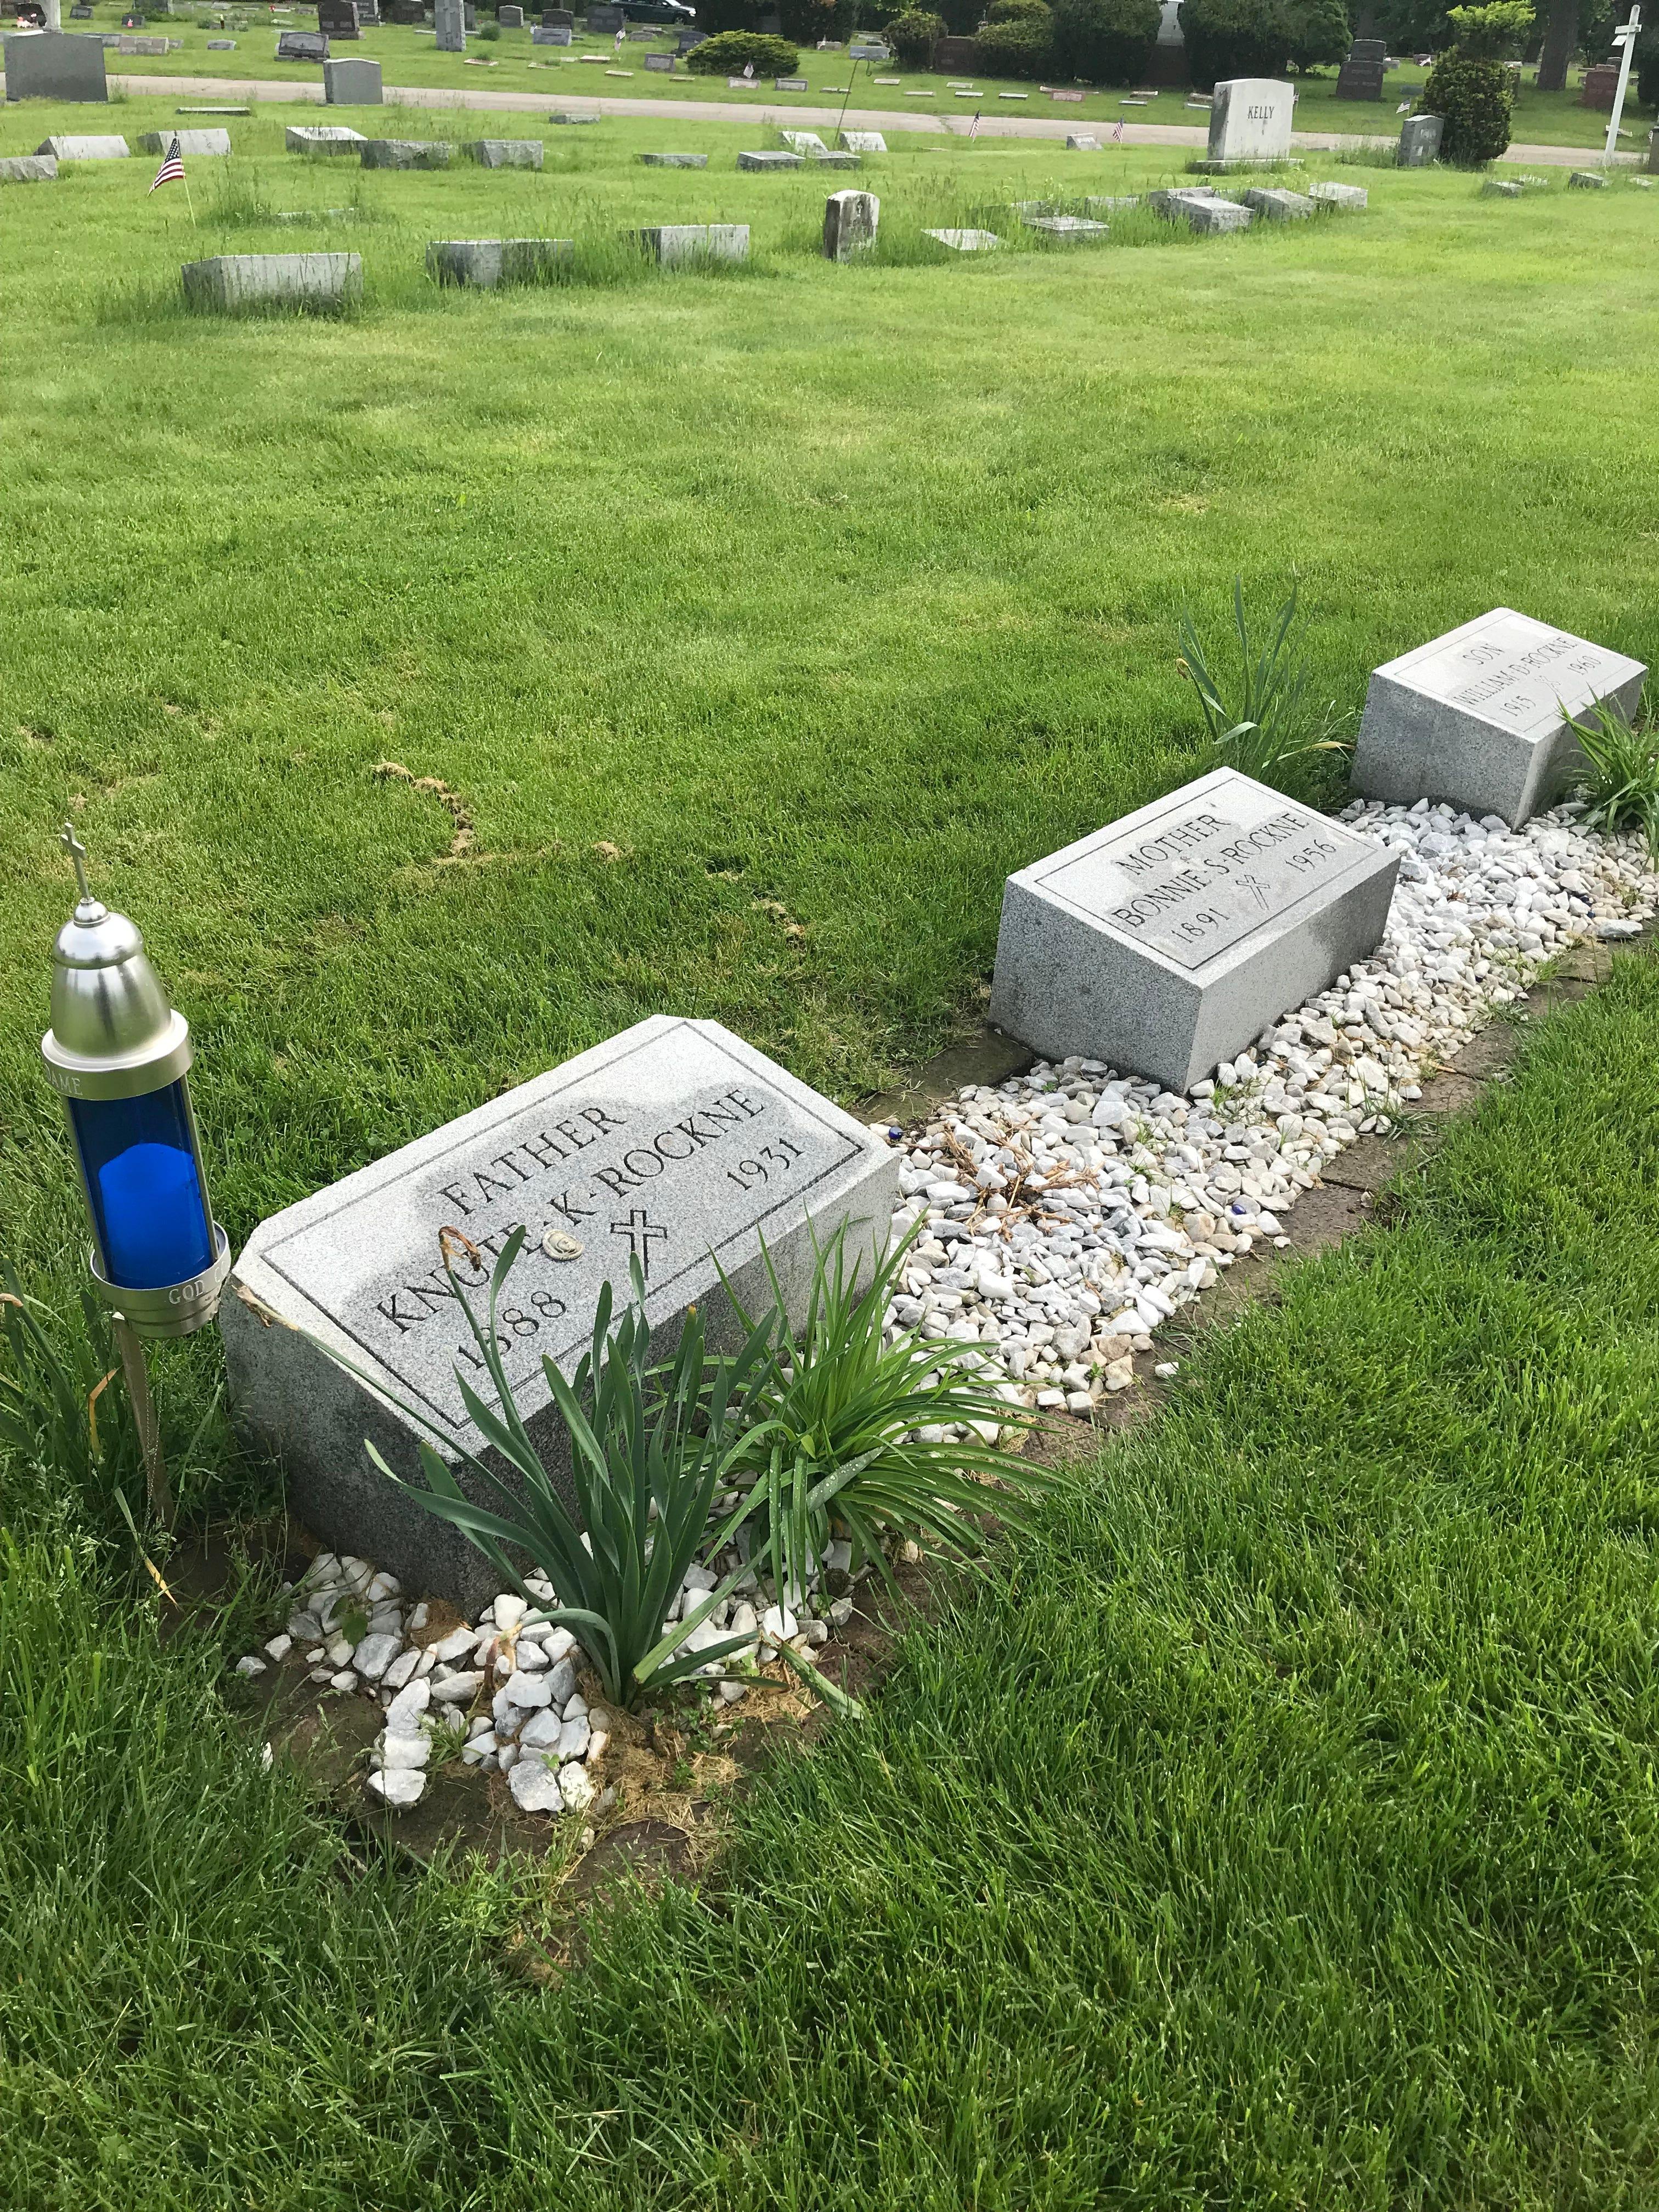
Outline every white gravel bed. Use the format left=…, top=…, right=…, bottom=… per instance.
left=870, top=799, right=1656, bottom=1420
left=240, top=1539, right=853, bottom=1816
left=236, top=799, right=1656, bottom=1809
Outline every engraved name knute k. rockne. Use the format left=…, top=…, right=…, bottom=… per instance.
left=368, top=1081, right=811, bottom=1372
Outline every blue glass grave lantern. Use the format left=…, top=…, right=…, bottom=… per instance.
left=41, top=825, right=230, bottom=1341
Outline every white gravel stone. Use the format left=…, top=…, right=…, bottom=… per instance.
left=519, top=1707, right=563, bottom=1750
left=558, top=1760, right=596, bottom=1810
left=352, top=1632, right=403, bottom=1682
left=234, top=1655, right=267, bottom=1678
left=262, top=1634, right=293, bottom=1662
left=366, top=1767, right=425, bottom=1808
left=509, top=1756, right=565, bottom=1813
left=428, top=1668, right=484, bottom=1705
left=430, top=1626, right=481, bottom=1664
left=382, top=1647, right=421, bottom=1691
left=494, top=1593, right=527, bottom=1634
left=376, top=1732, right=431, bottom=1770
left=385, top=1676, right=431, bottom=1730
left=503, top=1667, right=553, bottom=1707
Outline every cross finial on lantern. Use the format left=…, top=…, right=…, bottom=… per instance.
left=60, top=820, right=93, bottom=906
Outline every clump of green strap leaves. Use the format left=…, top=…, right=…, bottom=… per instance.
left=1567, top=699, right=1659, bottom=864
left=1177, top=575, right=1353, bottom=793
left=323, top=1221, right=1043, bottom=1718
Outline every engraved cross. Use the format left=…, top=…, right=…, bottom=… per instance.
left=611, top=1208, right=668, bottom=1280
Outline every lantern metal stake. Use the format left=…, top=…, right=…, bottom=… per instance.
left=41, top=823, right=232, bottom=1524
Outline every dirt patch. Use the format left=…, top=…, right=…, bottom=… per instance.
left=371, top=759, right=476, bottom=863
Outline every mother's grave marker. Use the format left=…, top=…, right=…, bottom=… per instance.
left=990, top=768, right=1399, bottom=1093
left=1352, top=608, right=1646, bottom=825
left=221, top=1017, right=896, bottom=1607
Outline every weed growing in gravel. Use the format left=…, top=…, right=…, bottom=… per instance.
left=1568, top=701, right=1659, bottom=861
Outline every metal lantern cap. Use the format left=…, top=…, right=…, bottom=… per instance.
left=42, top=823, right=192, bottom=1102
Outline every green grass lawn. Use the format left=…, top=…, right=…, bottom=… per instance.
left=4, top=947, right=1658, bottom=2208
left=32, top=1, right=1655, bottom=152
left=3, top=100, right=1656, bottom=1347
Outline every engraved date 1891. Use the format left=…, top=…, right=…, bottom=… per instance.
left=726, top=1136, right=805, bottom=1192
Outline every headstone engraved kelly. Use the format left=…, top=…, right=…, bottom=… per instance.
left=222, top=1017, right=897, bottom=1606
left=990, top=768, right=1400, bottom=1092
left=1352, top=608, right=1647, bottom=826
left=1197, top=76, right=1295, bottom=167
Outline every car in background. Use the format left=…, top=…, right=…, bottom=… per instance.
left=617, top=0, right=696, bottom=20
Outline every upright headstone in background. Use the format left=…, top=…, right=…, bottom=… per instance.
left=586, top=1, right=623, bottom=26
left=541, top=4, right=573, bottom=20
left=644, top=50, right=673, bottom=67
left=822, top=187, right=878, bottom=257
left=532, top=24, right=572, bottom=41
left=324, top=54, right=382, bottom=99
left=1397, top=111, right=1442, bottom=163
left=499, top=3, right=524, bottom=22
left=317, top=0, right=361, bottom=36
left=1335, top=35, right=1386, bottom=98
left=220, top=1017, right=898, bottom=1608
left=991, top=768, right=1401, bottom=1093
left=1352, top=610, right=1647, bottom=826
left=277, top=27, right=330, bottom=58
left=1198, top=76, right=1294, bottom=167
left=2, top=29, right=109, bottom=101
left=435, top=0, right=465, bottom=50
left=1579, top=60, right=1620, bottom=108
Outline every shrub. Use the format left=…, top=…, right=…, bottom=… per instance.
left=1284, top=0, right=1349, bottom=72
left=1176, top=576, right=1353, bottom=797
left=884, top=3, right=945, bottom=59
left=1420, top=50, right=1513, bottom=158
left=1048, top=0, right=1160, bottom=84
left=1442, top=0, right=1531, bottom=55
left=1181, top=0, right=1293, bottom=85
left=974, top=0, right=1054, bottom=74
left=684, top=27, right=802, bottom=69
left=851, top=0, right=907, bottom=25
left=777, top=0, right=855, bottom=42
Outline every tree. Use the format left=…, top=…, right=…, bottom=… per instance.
left=1286, top=0, right=1351, bottom=70
left=1535, top=0, right=1579, bottom=88
left=1048, top=0, right=1161, bottom=83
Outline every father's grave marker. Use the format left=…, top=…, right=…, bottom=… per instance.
left=1352, top=608, right=1647, bottom=826
left=990, top=768, right=1400, bottom=1093
left=222, top=1017, right=897, bottom=1607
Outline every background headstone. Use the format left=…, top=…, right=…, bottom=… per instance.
left=139, top=126, right=233, bottom=153
left=464, top=136, right=543, bottom=164
left=1201, top=76, right=1294, bottom=165
left=434, top=0, right=465, bottom=50
left=822, top=185, right=877, bottom=256
left=277, top=27, right=329, bottom=58
left=3, top=29, right=109, bottom=101
left=840, top=129, right=886, bottom=151
left=635, top=222, right=748, bottom=262
left=427, top=235, right=569, bottom=283
left=1243, top=183, right=1312, bottom=218
left=532, top=24, right=572, bottom=40
left=637, top=150, right=706, bottom=164
left=286, top=121, right=366, bottom=148
left=0, top=153, right=59, bottom=180
left=324, top=54, right=381, bottom=99
left=644, top=50, right=673, bottom=68
left=220, top=1016, right=897, bottom=1609
left=1397, top=111, right=1442, bottom=163
left=586, top=1, right=623, bottom=25
left=991, top=767, right=1401, bottom=1093
left=317, top=0, right=360, bottom=36
left=182, top=251, right=361, bottom=312
left=498, top=3, right=523, bottom=21
left=738, top=149, right=801, bottom=169
left=1352, top=608, right=1647, bottom=825
left=361, top=137, right=454, bottom=165
left=36, top=131, right=127, bottom=155
left=1335, top=35, right=1386, bottom=98
left=1579, top=60, right=1620, bottom=109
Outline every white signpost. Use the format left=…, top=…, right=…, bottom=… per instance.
left=1606, top=5, right=1641, bottom=162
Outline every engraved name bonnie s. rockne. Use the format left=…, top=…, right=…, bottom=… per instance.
left=990, top=767, right=1400, bottom=1093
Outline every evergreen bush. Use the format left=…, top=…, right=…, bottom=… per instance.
left=974, top=0, right=1054, bottom=73
left=1048, top=0, right=1160, bottom=84
left=777, top=0, right=855, bottom=40
left=884, top=4, right=945, bottom=60
left=683, top=27, right=802, bottom=70
left=1182, top=0, right=1293, bottom=85
left=1284, top=0, right=1348, bottom=72
left=1419, top=2, right=1528, bottom=162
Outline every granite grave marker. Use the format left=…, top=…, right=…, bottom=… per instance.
left=990, top=768, right=1400, bottom=1092
left=221, top=1017, right=897, bottom=1606
left=1352, top=608, right=1647, bottom=825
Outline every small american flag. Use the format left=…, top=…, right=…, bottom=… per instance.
left=967, top=108, right=980, bottom=139
left=149, top=134, right=185, bottom=191
left=1110, top=119, right=1124, bottom=141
